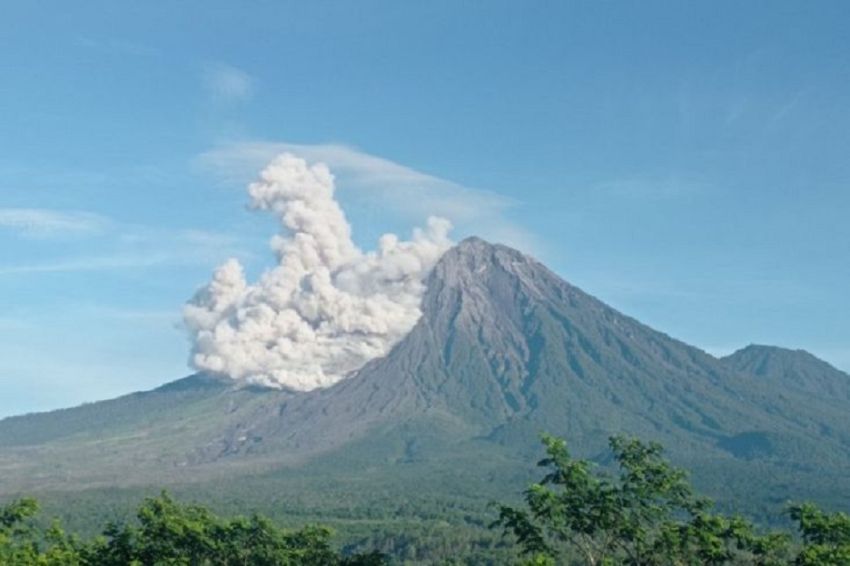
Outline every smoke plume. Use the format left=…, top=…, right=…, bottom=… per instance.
left=183, top=153, right=452, bottom=390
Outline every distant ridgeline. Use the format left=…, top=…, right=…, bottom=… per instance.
left=1, top=238, right=849, bottom=563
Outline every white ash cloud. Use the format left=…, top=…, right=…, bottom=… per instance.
left=196, top=141, right=542, bottom=255
left=183, top=153, right=452, bottom=390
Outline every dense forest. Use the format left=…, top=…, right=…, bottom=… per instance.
left=2, top=434, right=849, bottom=565
left=0, top=492, right=386, bottom=565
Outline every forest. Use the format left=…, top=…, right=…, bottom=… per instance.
left=2, top=434, right=848, bottom=565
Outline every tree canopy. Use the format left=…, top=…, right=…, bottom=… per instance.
left=3, top=434, right=850, bottom=564
left=0, top=492, right=385, bottom=565
left=494, top=433, right=850, bottom=565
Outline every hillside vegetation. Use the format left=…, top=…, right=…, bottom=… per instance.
left=3, top=434, right=849, bottom=565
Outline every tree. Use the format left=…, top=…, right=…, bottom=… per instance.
left=0, top=492, right=387, bottom=565
left=789, top=503, right=850, bottom=565
left=0, top=497, right=86, bottom=565
left=91, top=491, right=385, bottom=565
left=494, top=434, right=791, bottom=565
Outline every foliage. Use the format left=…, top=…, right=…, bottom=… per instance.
left=2, top=435, right=850, bottom=564
left=789, top=503, right=850, bottom=565
left=0, top=492, right=386, bottom=565
left=495, top=433, right=849, bottom=565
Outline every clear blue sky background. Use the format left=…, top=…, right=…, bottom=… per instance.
left=1, top=1, right=848, bottom=417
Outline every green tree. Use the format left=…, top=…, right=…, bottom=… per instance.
left=494, top=434, right=790, bottom=565
left=789, top=503, right=850, bottom=565
left=0, top=497, right=86, bottom=565
left=1, top=492, right=387, bottom=565
left=0, top=498, right=41, bottom=565
left=91, top=492, right=385, bottom=565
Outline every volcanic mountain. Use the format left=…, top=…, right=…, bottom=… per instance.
left=1, top=237, right=849, bottom=517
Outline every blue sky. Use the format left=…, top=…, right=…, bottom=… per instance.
left=1, top=1, right=849, bottom=417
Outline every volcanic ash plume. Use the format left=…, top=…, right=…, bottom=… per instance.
left=183, top=153, right=453, bottom=390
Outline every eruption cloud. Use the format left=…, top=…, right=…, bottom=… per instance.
left=183, top=153, right=452, bottom=390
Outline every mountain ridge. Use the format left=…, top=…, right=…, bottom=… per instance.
left=1, top=237, right=849, bottom=516
left=722, top=344, right=850, bottom=401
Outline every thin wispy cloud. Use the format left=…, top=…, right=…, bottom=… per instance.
left=0, top=242, right=247, bottom=276
left=0, top=253, right=175, bottom=275
left=71, top=305, right=181, bottom=325
left=196, top=141, right=540, bottom=253
left=0, top=208, right=111, bottom=239
left=203, top=63, right=255, bottom=103
left=769, top=88, right=811, bottom=126
left=0, top=210, right=250, bottom=276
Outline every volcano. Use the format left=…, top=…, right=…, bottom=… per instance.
left=1, top=238, right=849, bottom=518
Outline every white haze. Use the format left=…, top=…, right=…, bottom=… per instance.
left=183, top=153, right=452, bottom=390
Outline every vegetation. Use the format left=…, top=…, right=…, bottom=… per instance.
left=0, top=492, right=385, bottom=565
left=495, top=434, right=850, bottom=565
left=3, top=434, right=849, bottom=564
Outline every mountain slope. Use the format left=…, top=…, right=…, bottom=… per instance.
left=0, top=374, right=230, bottom=447
left=722, top=344, right=850, bottom=401
left=1, top=237, right=849, bottom=517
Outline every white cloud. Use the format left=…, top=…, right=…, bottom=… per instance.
left=0, top=208, right=110, bottom=238
left=203, top=63, right=255, bottom=103
left=196, top=141, right=539, bottom=253
left=184, top=153, right=453, bottom=390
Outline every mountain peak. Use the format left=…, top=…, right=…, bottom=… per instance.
left=3, top=232, right=850, bottom=518
left=732, top=344, right=809, bottom=356
left=457, top=235, right=489, bottom=247
left=723, top=343, right=850, bottom=400
left=449, top=236, right=516, bottom=259
left=434, top=237, right=539, bottom=282
left=724, top=344, right=824, bottom=367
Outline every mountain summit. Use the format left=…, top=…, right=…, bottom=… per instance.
left=1, top=238, right=849, bottom=512
left=722, top=344, right=850, bottom=401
